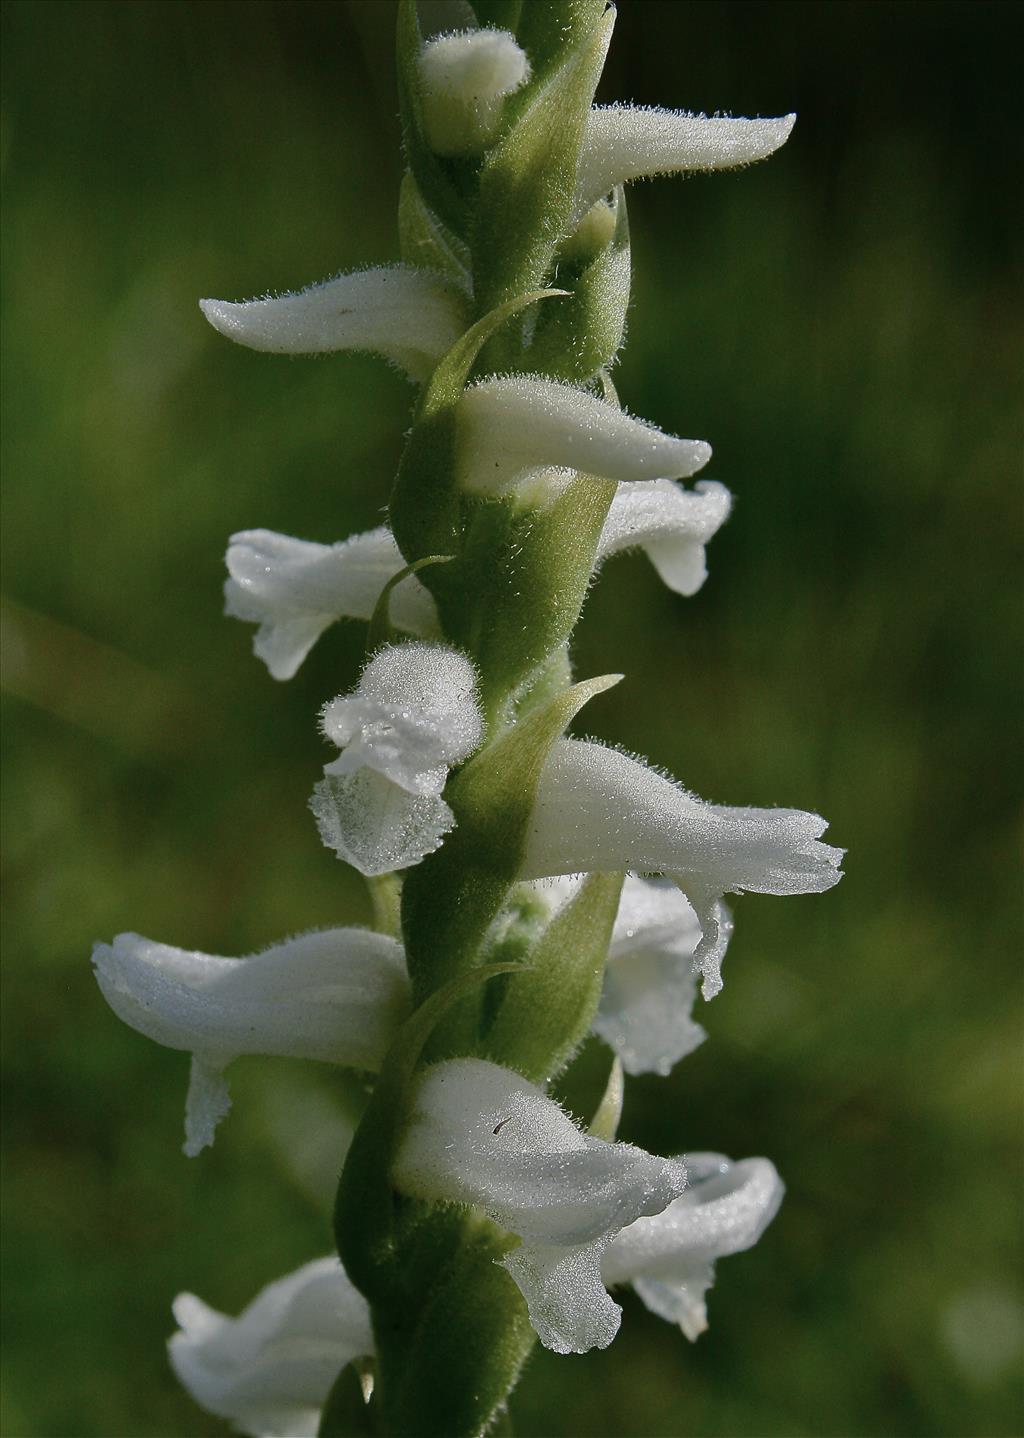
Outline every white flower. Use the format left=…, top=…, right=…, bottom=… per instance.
left=169, top=1255, right=372, bottom=1438
left=520, top=738, right=844, bottom=998
left=311, top=642, right=482, bottom=876
left=596, top=478, right=732, bottom=597
left=200, top=266, right=467, bottom=381
left=418, top=29, right=531, bottom=156
left=456, top=376, right=711, bottom=497
left=601, top=1152, right=784, bottom=1340
left=392, top=1058, right=688, bottom=1355
left=92, top=928, right=409, bottom=1155
left=224, top=526, right=439, bottom=681
left=574, top=107, right=796, bottom=224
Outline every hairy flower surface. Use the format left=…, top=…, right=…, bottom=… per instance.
left=418, top=28, right=531, bottom=156
left=169, top=1257, right=373, bottom=1438
left=92, top=928, right=409, bottom=1154
left=596, top=479, right=732, bottom=597
left=392, top=1058, right=688, bottom=1354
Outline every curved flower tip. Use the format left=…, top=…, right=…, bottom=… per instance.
left=419, top=28, right=531, bottom=156
left=596, top=479, right=732, bottom=597
left=456, top=376, right=711, bottom=497
left=169, top=1256, right=372, bottom=1438
left=392, top=1057, right=688, bottom=1354
left=575, top=106, right=796, bottom=222
left=91, top=928, right=409, bottom=1154
left=312, top=642, right=483, bottom=875
left=602, top=1153, right=784, bottom=1340
left=224, top=526, right=438, bottom=681
left=520, top=738, right=843, bottom=998
left=199, top=265, right=467, bottom=381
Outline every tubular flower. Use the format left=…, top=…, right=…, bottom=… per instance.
left=224, top=526, right=438, bottom=681
left=392, top=1058, right=688, bottom=1355
left=520, top=738, right=844, bottom=998
left=311, top=642, right=483, bottom=876
left=92, top=928, right=409, bottom=1155
left=199, top=265, right=467, bottom=381
left=574, top=106, right=796, bottom=223
left=456, top=376, right=711, bottom=497
left=596, top=478, right=732, bottom=597
left=169, top=1256, right=373, bottom=1438
left=602, top=1152, right=784, bottom=1340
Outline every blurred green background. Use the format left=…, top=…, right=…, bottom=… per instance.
left=2, top=2, right=1021, bottom=1434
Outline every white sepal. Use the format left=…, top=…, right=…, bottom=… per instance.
left=418, top=29, right=531, bottom=156
left=575, top=107, right=796, bottom=222
left=596, top=479, right=732, bottom=597
left=168, top=1256, right=372, bottom=1438
left=602, top=1153, right=784, bottom=1340
left=312, top=643, right=482, bottom=875
left=225, top=526, right=439, bottom=681
left=392, top=1058, right=688, bottom=1354
left=456, top=376, right=711, bottom=497
left=200, top=266, right=467, bottom=381
left=520, top=739, right=843, bottom=998
left=92, top=928, right=409, bottom=1155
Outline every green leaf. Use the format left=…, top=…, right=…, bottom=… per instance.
left=366, top=553, right=453, bottom=653
left=588, top=1055, right=625, bottom=1142
left=513, top=0, right=609, bottom=78
left=397, top=172, right=472, bottom=286
left=484, top=871, right=624, bottom=1082
left=395, top=0, right=471, bottom=241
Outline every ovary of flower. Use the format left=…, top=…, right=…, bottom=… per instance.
left=456, top=376, right=711, bottom=497
left=199, top=265, right=467, bottom=382
left=391, top=1058, right=688, bottom=1356
left=91, top=928, right=409, bottom=1155
left=520, top=738, right=844, bottom=998
left=573, top=106, right=796, bottom=224
left=311, top=642, right=483, bottom=876
left=224, top=526, right=439, bottom=681
left=601, top=1153, right=784, bottom=1341
left=169, top=1256, right=373, bottom=1438
left=596, top=478, right=732, bottom=597
left=418, top=28, right=531, bottom=156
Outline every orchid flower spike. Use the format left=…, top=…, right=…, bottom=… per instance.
left=169, top=1256, right=373, bottom=1438
left=200, top=266, right=467, bottom=382
left=418, top=28, right=531, bottom=156
left=92, top=928, right=409, bottom=1154
left=311, top=642, right=483, bottom=876
left=602, top=1152, right=784, bottom=1340
left=225, top=526, right=438, bottom=681
left=596, top=479, right=733, bottom=597
left=456, top=376, right=711, bottom=497
left=520, top=738, right=844, bottom=998
left=573, top=106, right=796, bottom=224
left=392, top=1058, right=688, bottom=1355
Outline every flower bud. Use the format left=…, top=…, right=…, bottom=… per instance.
left=418, top=29, right=531, bottom=157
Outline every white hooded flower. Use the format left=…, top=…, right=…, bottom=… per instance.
left=418, top=29, right=531, bottom=156
left=602, top=1152, right=784, bottom=1340
left=92, top=928, right=409, bottom=1155
left=311, top=642, right=483, bottom=876
left=520, top=739, right=844, bottom=998
left=200, top=266, right=467, bottom=381
left=596, top=479, right=732, bottom=597
left=392, top=1058, right=688, bottom=1355
left=456, top=376, right=711, bottom=497
left=574, top=106, right=796, bottom=224
left=169, top=1256, right=372, bottom=1438
left=224, top=526, right=439, bottom=681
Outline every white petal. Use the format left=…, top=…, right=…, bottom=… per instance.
left=225, top=526, right=438, bottom=680
left=419, top=29, right=531, bottom=156
left=320, top=642, right=482, bottom=793
left=92, top=928, right=410, bottom=1152
left=501, top=1240, right=621, bottom=1356
left=596, top=479, right=732, bottom=597
left=169, top=1256, right=372, bottom=1437
left=602, top=1154, right=784, bottom=1340
left=311, top=768, right=455, bottom=875
left=200, top=266, right=467, bottom=381
left=575, top=107, right=796, bottom=221
left=456, top=377, right=711, bottom=496
left=520, top=739, right=843, bottom=996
